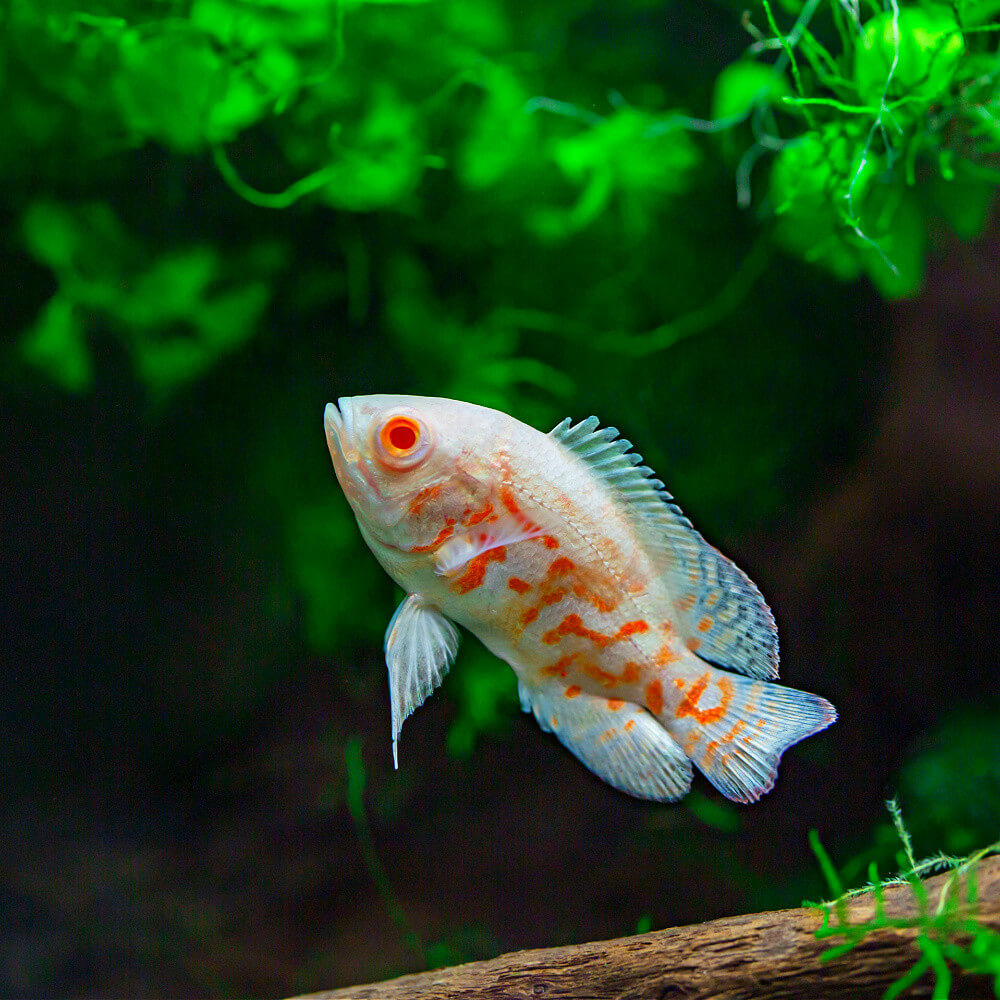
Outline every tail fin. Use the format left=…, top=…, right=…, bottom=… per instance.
left=662, top=666, right=836, bottom=803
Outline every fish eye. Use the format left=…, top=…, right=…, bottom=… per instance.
left=384, top=417, right=418, bottom=452
left=374, top=412, right=432, bottom=469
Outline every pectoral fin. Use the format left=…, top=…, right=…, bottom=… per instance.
left=518, top=681, right=693, bottom=802
left=384, top=593, right=460, bottom=767
left=433, top=518, right=543, bottom=577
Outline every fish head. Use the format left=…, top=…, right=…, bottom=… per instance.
left=324, top=394, right=501, bottom=554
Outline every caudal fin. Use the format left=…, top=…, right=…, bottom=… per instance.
left=663, top=667, right=836, bottom=804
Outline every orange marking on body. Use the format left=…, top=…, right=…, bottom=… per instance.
left=697, top=616, right=713, bottom=633
left=624, top=719, right=636, bottom=732
left=614, top=620, right=649, bottom=640
left=410, top=518, right=456, bottom=553
left=599, top=728, right=616, bottom=744
left=540, top=587, right=568, bottom=607
left=550, top=715, right=559, bottom=729
left=673, top=677, right=686, bottom=690
left=645, top=680, right=664, bottom=715
left=705, top=590, right=720, bottom=609
left=683, top=731, right=699, bottom=756
left=722, top=719, right=746, bottom=743
left=676, top=673, right=734, bottom=725
left=465, top=500, right=494, bottom=526
left=677, top=593, right=697, bottom=612
left=583, top=665, right=617, bottom=686
left=755, top=719, right=766, bottom=729
left=541, top=653, right=576, bottom=678
left=572, top=584, right=618, bottom=612
left=521, top=607, right=539, bottom=626
left=499, top=485, right=521, bottom=516
left=685, top=637, right=701, bottom=653
left=703, top=740, right=720, bottom=763
left=453, top=545, right=507, bottom=595
left=539, top=535, right=559, bottom=549
left=542, top=613, right=611, bottom=648
left=655, top=643, right=679, bottom=666
left=583, top=661, right=640, bottom=689
left=565, top=685, right=581, bottom=699
left=607, top=699, right=625, bottom=711
left=408, top=483, right=441, bottom=515
left=507, top=577, right=531, bottom=595
left=572, top=583, right=616, bottom=613
left=541, top=614, right=650, bottom=650
left=548, top=556, right=575, bottom=576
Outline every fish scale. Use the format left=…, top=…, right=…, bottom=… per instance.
left=325, top=394, right=836, bottom=803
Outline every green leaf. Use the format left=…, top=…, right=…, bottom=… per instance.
left=21, top=201, right=81, bottom=269
left=685, top=789, right=741, bottom=832
left=854, top=5, right=965, bottom=107
left=931, top=168, right=997, bottom=240
left=458, top=64, right=537, bottom=189
left=859, top=188, right=925, bottom=299
left=20, top=296, right=93, bottom=393
left=712, top=61, right=789, bottom=122
left=286, top=502, right=389, bottom=650
left=320, top=85, right=425, bottom=211
left=445, top=645, right=519, bottom=758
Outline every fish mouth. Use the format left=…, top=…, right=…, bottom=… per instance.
left=324, top=398, right=365, bottom=500
left=324, top=397, right=387, bottom=504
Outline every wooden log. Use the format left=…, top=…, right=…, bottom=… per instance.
left=288, top=856, right=1000, bottom=1000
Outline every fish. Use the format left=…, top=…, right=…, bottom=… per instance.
left=323, top=394, right=836, bottom=803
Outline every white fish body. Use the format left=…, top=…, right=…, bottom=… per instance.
left=324, top=394, right=835, bottom=803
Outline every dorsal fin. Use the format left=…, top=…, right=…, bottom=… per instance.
left=550, top=416, right=779, bottom=679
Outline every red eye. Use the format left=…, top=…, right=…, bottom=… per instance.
left=389, top=420, right=417, bottom=451
left=379, top=415, right=421, bottom=457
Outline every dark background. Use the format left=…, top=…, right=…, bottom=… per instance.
left=3, top=0, right=1000, bottom=996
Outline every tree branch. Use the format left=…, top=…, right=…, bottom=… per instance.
left=288, top=856, right=1000, bottom=1000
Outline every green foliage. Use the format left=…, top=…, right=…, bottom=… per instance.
left=444, top=645, right=519, bottom=759
left=898, top=710, right=1000, bottom=856
left=808, top=802, right=1000, bottom=998
left=18, top=200, right=279, bottom=396
left=0, top=0, right=909, bottom=754
left=713, top=0, right=1000, bottom=296
left=684, top=789, right=742, bottom=833
left=286, top=502, right=391, bottom=649
left=531, top=107, right=702, bottom=239
left=713, top=61, right=791, bottom=122
left=854, top=5, right=965, bottom=104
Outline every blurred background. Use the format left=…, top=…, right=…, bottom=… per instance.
left=3, top=0, right=1000, bottom=995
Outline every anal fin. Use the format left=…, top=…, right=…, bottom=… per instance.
left=519, top=681, right=693, bottom=802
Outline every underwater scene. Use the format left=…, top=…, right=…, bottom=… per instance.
left=3, top=0, right=1000, bottom=995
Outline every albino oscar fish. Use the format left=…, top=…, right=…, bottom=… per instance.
left=324, top=395, right=836, bottom=803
